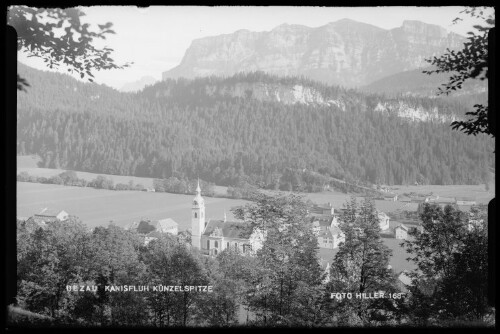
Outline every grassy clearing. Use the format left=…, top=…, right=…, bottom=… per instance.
left=17, top=182, right=249, bottom=230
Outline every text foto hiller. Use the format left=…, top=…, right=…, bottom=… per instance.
left=66, top=285, right=214, bottom=292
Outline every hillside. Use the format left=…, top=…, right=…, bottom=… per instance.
left=163, top=19, right=465, bottom=87
left=360, top=67, right=488, bottom=109
left=17, top=63, right=494, bottom=190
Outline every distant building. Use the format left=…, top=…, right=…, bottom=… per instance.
left=383, top=193, right=398, bottom=201
left=378, top=211, right=390, bottom=231
left=129, top=218, right=179, bottom=236
left=397, top=270, right=413, bottom=293
left=412, top=196, right=430, bottom=204
left=23, top=208, right=69, bottom=232
left=455, top=197, right=476, bottom=206
left=191, top=181, right=264, bottom=256
left=310, top=202, right=335, bottom=216
left=394, top=224, right=409, bottom=240
left=317, top=226, right=345, bottom=249
left=34, top=208, right=69, bottom=222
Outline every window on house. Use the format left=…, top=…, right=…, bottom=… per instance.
left=207, top=240, right=210, bottom=250
left=227, top=242, right=229, bottom=249
left=215, top=241, right=218, bottom=248
left=194, top=212, right=197, bottom=218
left=214, top=249, right=218, bottom=255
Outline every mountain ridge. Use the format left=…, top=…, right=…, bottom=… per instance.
left=162, top=19, right=465, bottom=87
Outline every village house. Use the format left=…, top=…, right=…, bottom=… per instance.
left=310, top=202, right=335, bottom=216
left=33, top=208, right=69, bottom=222
left=191, top=181, right=264, bottom=256
left=397, top=270, right=413, bottom=293
left=378, top=211, right=390, bottom=231
left=412, top=196, right=430, bottom=204
left=23, top=208, right=70, bottom=232
left=455, top=196, right=476, bottom=206
left=383, top=193, right=398, bottom=201
left=126, top=217, right=179, bottom=245
left=317, top=227, right=345, bottom=249
left=394, top=224, right=409, bottom=240
left=334, top=207, right=390, bottom=231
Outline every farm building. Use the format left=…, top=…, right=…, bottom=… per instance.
left=23, top=208, right=70, bottom=232
left=383, top=193, right=398, bottom=201
left=33, top=208, right=69, bottom=222
left=455, top=197, right=476, bottom=205
left=394, top=224, right=409, bottom=240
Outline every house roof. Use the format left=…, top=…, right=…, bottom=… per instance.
left=330, top=226, right=343, bottom=236
left=398, top=270, right=413, bottom=286
left=35, top=209, right=65, bottom=217
left=312, top=216, right=334, bottom=227
left=456, top=196, right=476, bottom=202
left=203, top=220, right=254, bottom=240
left=157, top=218, right=178, bottom=231
left=395, top=224, right=409, bottom=231
left=430, top=197, right=456, bottom=204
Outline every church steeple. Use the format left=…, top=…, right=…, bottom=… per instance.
left=191, top=179, right=205, bottom=250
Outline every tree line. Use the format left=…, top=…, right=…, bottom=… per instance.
left=14, top=194, right=492, bottom=327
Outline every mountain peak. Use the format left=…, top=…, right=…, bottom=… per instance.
left=400, top=20, right=448, bottom=37
left=163, top=19, right=465, bottom=87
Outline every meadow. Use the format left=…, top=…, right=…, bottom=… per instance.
left=17, top=182, right=248, bottom=230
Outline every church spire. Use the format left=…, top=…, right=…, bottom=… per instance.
left=223, top=209, right=227, bottom=222
left=196, top=178, right=201, bottom=194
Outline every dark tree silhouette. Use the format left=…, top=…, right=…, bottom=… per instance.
left=423, top=6, right=495, bottom=137
left=8, top=6, right=132, bottom=89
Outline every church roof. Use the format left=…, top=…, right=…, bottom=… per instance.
left=203, top=220, right=254, bottom=240
left=311, top=216, right=334, bottom=227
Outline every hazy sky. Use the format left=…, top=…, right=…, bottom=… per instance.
left=16, top=6, right=494, bottom=90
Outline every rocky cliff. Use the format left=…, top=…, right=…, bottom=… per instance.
left=162, top=19, right=465, bottom=87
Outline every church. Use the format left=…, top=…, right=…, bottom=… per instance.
left=191, top=181, right=264, bottom=256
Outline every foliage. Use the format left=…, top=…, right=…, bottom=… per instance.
left=423, top=6, right=495, bottom=137
left=232, top=193, right=327, bottom=326
left=8, top=6, right=131, bottom=89
left=401, top=203, right=490, bottom=323
left=326, top=197, right=401, bottom=325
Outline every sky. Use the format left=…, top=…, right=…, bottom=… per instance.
left=15, top=6, right=495, bottom=90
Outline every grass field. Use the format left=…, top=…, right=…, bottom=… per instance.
left=17, top=182, right=249, bottom=230
left=17, top=155, right=229, bottom=196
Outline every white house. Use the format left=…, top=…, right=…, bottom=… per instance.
left=394, top=224, right=409, bottom=240
left=398, top=270, right=414, bottom=292
left=318, top=226, right=345, bottom=249
left=34, top=208, right=69, bottom=222
left=456, top=197, right=476, bottom=206
left=378, top=211, right=390, bottom=231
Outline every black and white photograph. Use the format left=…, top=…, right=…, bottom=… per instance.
left=5, top=5, right=496, bottom=328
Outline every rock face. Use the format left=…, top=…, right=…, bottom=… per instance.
left=162, top=19, right=465, bottom=87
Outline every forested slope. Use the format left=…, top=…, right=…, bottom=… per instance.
left=17, top=63, right=494, bottom=190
